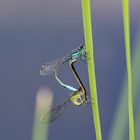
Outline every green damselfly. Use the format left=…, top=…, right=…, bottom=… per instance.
left=40, top=44, right=86, bottom=76
left=40, top=44, right=86, bottom=92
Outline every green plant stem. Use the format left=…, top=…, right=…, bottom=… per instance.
left=135, top=101, right=140, bottom=140
left=122, top=0, right=135, bottom=139
left=81, top=0, right=102, bottom=140
left=108, top=29, right=140, bottom=140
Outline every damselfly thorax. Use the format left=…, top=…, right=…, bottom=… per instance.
left=70, top=87, right=86, bottom=106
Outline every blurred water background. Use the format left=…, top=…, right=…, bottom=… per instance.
left=0, top=0, right=140, bottom=140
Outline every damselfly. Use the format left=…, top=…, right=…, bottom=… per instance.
left=40, top=44, right=86, bottom=76
left=40, top=44, right=86, bottom=92
left=40, top=59, right=90, bottom=123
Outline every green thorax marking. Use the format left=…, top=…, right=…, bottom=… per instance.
left=71, top=48, right=83, bottom=59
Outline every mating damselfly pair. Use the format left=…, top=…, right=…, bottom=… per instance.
left=40, top=44, right=91, bottom=123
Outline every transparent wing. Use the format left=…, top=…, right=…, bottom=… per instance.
left=40, top=55, right=71, bottom=76
left=40, top=94, right=90, bottom=123
left=40, top=99, right=70, bottom=123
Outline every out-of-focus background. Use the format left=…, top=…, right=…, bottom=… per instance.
left=0, top=0, right=140, bottom=140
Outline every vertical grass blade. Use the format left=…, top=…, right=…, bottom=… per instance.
left=108, top=29, right=140, bottom=140
left=122, top=0, right=135, bottom=139
left=134, top=30, right=140, bottom=140
left=81, top=0, right=102, bottom=140
left=32, top=88, right=53, bottom=140
left=135, top=102, right=140, bottom=140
